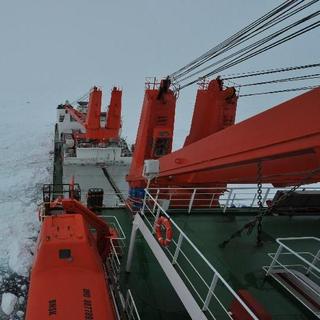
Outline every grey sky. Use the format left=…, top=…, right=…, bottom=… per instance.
left=0, top=1, right=318, bottom=147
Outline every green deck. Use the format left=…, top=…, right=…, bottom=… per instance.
left=106, top=208, right=190, bottom=319
left=172, top=213, right=320, bottom=319
left=104, top=208, right=319, bottom=319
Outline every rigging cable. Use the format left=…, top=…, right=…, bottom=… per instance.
left=170, top=0, right=302, bottom=79
left=69, top=90, right=91, bottom=106
left=238, top=84, right=320, bottom=97
left=178, top=16, right=320, bottom=90
left=235, top=73, right=320, bottom=87
left=168, top=0, right=320, bottom=92
left=178, top=10, right=320, bottom=82
left=172, top=0, right=314, bottom=81
left=221, top=62, right=320, bottom=80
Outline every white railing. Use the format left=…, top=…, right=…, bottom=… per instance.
left=125, top=290, right=141, bottom=320
left=265, top=237, right=320, bottom=276
left=101, top=215, right=141, bottom=320
left=102, top=215, right=126, bottom=279
left=147, top=186, right=320, bottom=213
left=264, top=237, right=320, bottom=317
left=141, top=189, right=258, bottom=320
left=86, top=185, right=320, bottom=211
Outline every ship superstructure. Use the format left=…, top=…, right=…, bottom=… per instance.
left=55, top=86, right=132, bottom=207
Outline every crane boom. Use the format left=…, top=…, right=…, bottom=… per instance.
left=157, top=87, right=320, bottom=186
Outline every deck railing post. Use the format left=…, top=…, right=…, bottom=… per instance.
left=230, top=193, right=236, bottom=207
left=209, top=192, right=216, bottom=208
left=152, top=200, right=170, bottom=233
left=266, top=244, right=283, bottom=276
left=188, top=189, right=197, bottom=214
left=141, top=188, right=148, bottom=216
left=153, top=206, right=161, bottom=233
left=262, top=187, right=270, bottom=206
left=223, top=189, right=233, bottom=213
left=250, top=193, right=257, bottom=208
left=152, top=189, right=160, bottom=214
left=126, top=216, right=140, bottom=272
left=202, top=273, right=218, bottom=311
left=172, top=233, right=184, bottom=265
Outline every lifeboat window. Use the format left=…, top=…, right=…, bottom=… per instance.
left=59, top=249, right=71, bottom=259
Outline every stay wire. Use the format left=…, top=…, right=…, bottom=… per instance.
left=202, top=0, right=318, bottom=72
left=237, top=73, right=320, bottom=87
left=172, top=0, right=311, bottom=81
left=172, top=1, right=304, bottom=81
left=222, top=62, right=320, bottom=80
left=239, top=84, right=320, bottom=97
left=179, top=17, right=320, bottom=90
left=170, top=0, right=300, bottom=79
left=69, top=90, right=90, bottom=106
left=178, top=10, right=320, bottom=84
left=219, top=19, right=320, bottom=79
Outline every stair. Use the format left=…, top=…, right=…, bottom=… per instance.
left=267, top=268, right=320, bottom=318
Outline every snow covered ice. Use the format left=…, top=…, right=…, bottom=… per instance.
left=1, top=292, right=17, bottom=315
left=0, top=99, right=54, bottom=318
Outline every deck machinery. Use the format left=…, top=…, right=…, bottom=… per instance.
left=127, top=78, right=320, bottom=188
left=64, top=86, right=122, bottom=141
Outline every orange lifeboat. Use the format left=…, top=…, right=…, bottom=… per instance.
left=26, top=212, right=117, bottom=320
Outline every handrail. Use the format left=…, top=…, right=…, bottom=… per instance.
left=276, top=237, right=320, bottom=274
left=145, top=191, right=222, bottom=277
left=143, top=189, right=259, bottom=320
left=265, top=236, right=320, bottom=317
left=146, top=186, right=320, bottom=213
left=125, top=290, right=141, bottom=320
left=147, top=187, right=320, bottom=190
left=102, top=215, right=141, bottom=320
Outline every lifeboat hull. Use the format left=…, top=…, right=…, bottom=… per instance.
left=26, top=214, right=116, bottom=320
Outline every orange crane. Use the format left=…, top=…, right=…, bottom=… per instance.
left=127, top=78, right=320, bottom=194
left=65, top=86, right=122, bottom=141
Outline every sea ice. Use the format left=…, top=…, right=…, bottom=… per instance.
left=8, top=240, right=34, bottom=277
left=0, top=100, right=53, bottom=302
left=1, top=292, right=18, bottom=315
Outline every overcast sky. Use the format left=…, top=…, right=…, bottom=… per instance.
left=0, top=1, right=318, bottom=147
